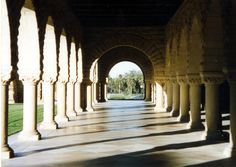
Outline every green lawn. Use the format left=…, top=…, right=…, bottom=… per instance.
left=108, top=93, right=144, bottom=100
left=8, top=104, right=44, bottom=135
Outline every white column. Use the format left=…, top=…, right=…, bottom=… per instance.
left=171, top=81, right=180, bottom=117
left=0, top=0, right=14, bottom=158
left=17, top=6, right=41, bottom=141
left=177, top=80, right=190, bottom=123
left=1, top=82, right=14, bottom=159
left=93, top=82, right=98, bottom=104
left=187, top=76, right=204, bottom=130
left=74, top=82, right=83, bottom=113
left=66, top=82, right=77, bottom=116
left=225, top=79, right=236, bottom=157
left=55, top=81, right=69, bottom=122
left=18, top=80, right=41, bottom=141
left=154, top=82, right=165, bottom=111
left=40, top=81, right=58, bottom=129
left=55, top=30, right=69, bottom=123
left=166, top=81, right=173, bottom=112
left=83, top=79, right=94, bottom=112
left=145, top=80, right=151, bottom=101
left=40, top=19, right=58, bottom=130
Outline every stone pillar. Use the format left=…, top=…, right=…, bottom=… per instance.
left=166, top=81, right=173, bottom=112
left=55, top=81, right=69, bottom=122
left=177, top=77, right=190, bottom=122
left=99, top=82, right=106, bottom=102
left=0, top=0, right=14, bottom=158
left=66, top=82, right=77, bottom=117
left=18, top=79, right=41, bottom=141
left=92, top=82, right=98, bottom=104
left=154, top=82, right=165, bottom=111
left=83, top=79, right=94, bottom=112
left=74, top=81, right=83, bottom=113
left=145, top=80, right=151, bottom=101
left=55, top=30, right=69, bottom=123
left=202, top=74, right=223, bottom=140
left=104, top=82, right=108, bottom=101
left=1, top=81, right=14, bottom=159
left=40, top=81, right=58, bottom=129
left=171, top=80, right=180, bottom=117
left=17, top=6, right=41, bottom=141
left=40, top=19, right=58, bottom=130
left=151, top=83, right=156, bottom=103
left=225, top=77, right=236, bottom=157
left=187, top=76, right=204, bottom=130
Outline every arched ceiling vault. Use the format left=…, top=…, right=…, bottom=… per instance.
left=97, top=46, right=154, bottom=82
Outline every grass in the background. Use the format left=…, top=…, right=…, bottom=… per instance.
left=8, top=104, right=44, bottom=135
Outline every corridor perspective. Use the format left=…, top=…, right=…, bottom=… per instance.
left=2, top=100, right=234, bottom=167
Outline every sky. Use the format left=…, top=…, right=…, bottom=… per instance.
left=109, top=61, right=142, bottom=78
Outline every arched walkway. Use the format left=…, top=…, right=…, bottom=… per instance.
left=3, top=101, right=231, bottom=167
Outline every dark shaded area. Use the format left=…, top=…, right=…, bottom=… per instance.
left=68, top=0, right=184, bottom=26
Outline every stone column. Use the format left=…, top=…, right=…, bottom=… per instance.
left=104, top=82, right=108, bottom=101
left=154, top=82, right=165, bottom=111
left=1, top=81, right=14, bottom=159
left=171, top=80, right=180, bottom=117
left=99, top=81, right=106, bottom=102
left=0, top=0, right=14, bottom=158
left=177, top=77, right=190, bottom=122
left=17, top=6, right=41, bottom=141
left=18, top=79, right=41, bottom=141
left=66, top=82, right=77, bottom=117
left=145, top=80, right=151, bottom=101
left=40, top=20, right=58, bottom=130
left=187, top=76, right=204, bottom=130
left=225, top=77, right=236, bottom=157
left=40, top=81, right=58, bottom=129
left=202, top=74, right=223, bottom=140
left=83, top=79, right=94, bottom=112
left=55, top=30, right=69, bottom=123
left=151, top=83, right=156, bottom=103
left=74, top=81, right=83, bottom=113
left=55, top=81, right=69, bottom=122
left=166, top=81, right=173, bottom=112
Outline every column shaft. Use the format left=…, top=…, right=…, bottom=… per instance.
left=40, top=82, right=58, bottom=129
left=166, top=82, right=173, bottom=112
left=178, top=83, right=190, bottom=122
left=18, top=81, right=41, bottom=141
left=204, top=84, right=222, bottom=140
left=188, top=84, right=204, bottom=130
left=171, top=83, right=180, bottom=117
left=1, top=83, right=14, bottom=158
left=55, top=82, right=69, bottom=122
left=66, top=82, right=77, bottom=117
left=145, top=81, right=151, bottom=101
left=86, top=84, right=94, bottom=112
left=74, top=82, right=83, bottom=113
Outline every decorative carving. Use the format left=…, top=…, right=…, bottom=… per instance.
left=177, top=75, right=187, bottom=84
left=20, top=75, right=39, bottom=85
left=187, top=74, right=202, bottom=84
left=200, top=72, right=225, bottom=84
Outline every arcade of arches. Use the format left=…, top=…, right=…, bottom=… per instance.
left=1, top=0, right=236, bottom=165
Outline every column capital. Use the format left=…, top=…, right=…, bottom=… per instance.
left=155, top=76, right=167, bottom=84
left=57, top=77, right=68, bottom=84
left=200, top=72, right=225, bottom=85
left=20, top=76, right=39, bottom=85
left=177, top=75, right=187, bottom=84
left=170, top=76, right=177, bottom=83
left=83, top=78, right=93, bottom=85
left=42, top=76, right=57, bottom=84
left=187, top=74, right=202, bottom=85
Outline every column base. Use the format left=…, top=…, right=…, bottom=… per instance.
left=55, top=115, right=69, bottom=123
left=187, top=121, right=205, bottom=130
left=86, top=107, right=94, bottom=112
left=18, top=130, right=41, bottom=141
left=178, top=114, right=190, bottom=123
left=170, top=109, right=179, bottom=117
left=224, top=145, right=236, bottom=157
left=166, top=106, right=172, bottom=112
left=75, top=108, right=83, bottom=114
left=1, top=145, right=14, bottom=159
left=67, top=111, right=77, bottom=117
left=154, top=107, right=166, bottom=112
left=99, top=99, right=106, bottom=103
left=203, top=130, right=228, bottom=141
left=39, top=121, right=58, bottom=130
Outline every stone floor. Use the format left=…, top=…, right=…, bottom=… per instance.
left=2, top=100, right=235, bottom=167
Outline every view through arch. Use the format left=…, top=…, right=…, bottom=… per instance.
left=107, top=61, right=144, bottom=100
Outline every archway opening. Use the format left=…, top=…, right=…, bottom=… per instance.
left=107, top=61, right=144, bottom=100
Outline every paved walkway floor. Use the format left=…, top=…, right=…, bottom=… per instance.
left=2, top=100, right=235, bottom=167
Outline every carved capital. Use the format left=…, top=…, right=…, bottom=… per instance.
left=177, top=75, right=187, bottom=84
left=57, top=76, right=68, bottom=84
left=82, top=78, right=93, bottom=85
left=200, top=72, right=225, bottom=84
left=20, top=76, right=39, bottom=85
left=187, top=74, right=202, bottom=84
left=43, top=75, right=57, bottom=84
left=156, top=76, right=167, bottom=84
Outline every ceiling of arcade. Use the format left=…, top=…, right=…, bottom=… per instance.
left=97, top=46, right=154, bottom=82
